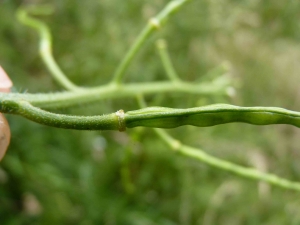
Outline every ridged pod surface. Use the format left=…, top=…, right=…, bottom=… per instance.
left=125, top=105, right=300, bottom=129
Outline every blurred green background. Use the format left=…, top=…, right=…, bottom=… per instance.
left=1, top=0, right=300, bottom=224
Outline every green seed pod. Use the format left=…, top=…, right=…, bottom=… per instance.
left=125, top=104, right=300, bottom=129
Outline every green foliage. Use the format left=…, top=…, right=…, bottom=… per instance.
left=1, top=0, right=300, bottom=224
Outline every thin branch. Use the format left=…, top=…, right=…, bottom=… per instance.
left=197, top=61, right=231, bottom=82
left=154, top=128, right=300, bottom=191
left=110, top=0, right=191, bottom=84
left=0, top=80, right=229, bottom=108
left=156, top=39, right=181, bottom=82
left=17, top=6, right=82, bottom=91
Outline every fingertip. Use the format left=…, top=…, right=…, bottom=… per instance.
left=0, top=66, right=12, bottom=161
left=0, top=113, right=11, bottom=161
left=0, top=66, right=13, bottom=93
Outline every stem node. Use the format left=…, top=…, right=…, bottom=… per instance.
left=149, top=18, right=161, bottom=29
left=116, top=109, right=126, bottom=131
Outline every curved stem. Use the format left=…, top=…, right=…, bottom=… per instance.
left=153, top=128, right=300, bottom=191
left=17, top=7, right=82, bottom=91
left=0, top=100, right=120, bottom=130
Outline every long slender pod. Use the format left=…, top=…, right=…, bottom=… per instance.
left=125, top=104, right=300, bottom=129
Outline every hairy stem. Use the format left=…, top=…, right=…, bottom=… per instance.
left=0, top=100, right=120, bottom=130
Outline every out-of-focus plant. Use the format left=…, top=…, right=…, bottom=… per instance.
left=1, top=0, right=300, bottom=192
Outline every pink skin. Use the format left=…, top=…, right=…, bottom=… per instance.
left=0, top=66, right=12, bottom=161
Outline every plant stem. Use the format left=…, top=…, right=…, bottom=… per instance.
left=2, top=99, right=300, bottom=132
left=110, top=0, right=191, bottom=84
left=197, top=61, right=231, bottom=82
left=17, top=7, right=82, bottom=91
left=0, top=100, right=120, bottom=130
left=0, top=80, right=227, bottom=108
left=153, top=128, right=300, bottom=191
left=156, top=39, right=181, bottom=82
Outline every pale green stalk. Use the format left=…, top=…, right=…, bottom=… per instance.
left=110, top=0, right=191, bottom=84
left=153, top=128, right=300, bottom=191
left=0, top=80, right=228, bottom=108
left=197, top=61, right=231, bottom=82
left=17, top=7, right=82, bottom=91
left=156, top=39, right=181, bottom=82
